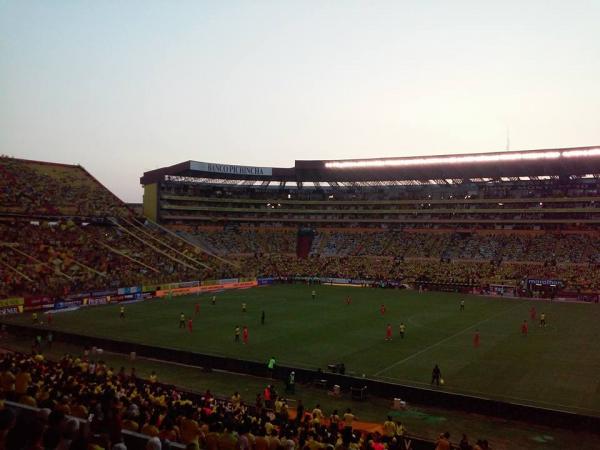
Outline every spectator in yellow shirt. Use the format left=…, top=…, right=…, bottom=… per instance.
left=383, top=416, right=397, bottom=438
left=14, top=368, right=31, bottom=396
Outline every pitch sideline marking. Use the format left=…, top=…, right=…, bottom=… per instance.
left=373, top=301, right=526, bottom=377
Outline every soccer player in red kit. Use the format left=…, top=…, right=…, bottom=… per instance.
left=530, top=306, right=536, bottom=321
left=243, top=326, right=249, bottom=344
left=188, top=318, right=193, bottom=333
left=385, top=324, right=392, bottom=341
left=473, top=329, right=480, bottom=348
left=521, top=320, right=528, bottom=336
left=195, top=303, right=200, bottom=316
left=380, top=304, right=386, bottom=315
left=47, top=313, right=53, bottom=326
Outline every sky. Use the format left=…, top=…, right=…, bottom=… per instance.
left=1, top=1, right=599, bottom=202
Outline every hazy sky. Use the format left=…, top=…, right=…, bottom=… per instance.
left=1, top=1, right=599, bottom=202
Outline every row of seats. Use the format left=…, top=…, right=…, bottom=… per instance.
left=191, top=228, right=600, bottom=264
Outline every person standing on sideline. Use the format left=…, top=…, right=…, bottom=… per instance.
left=431, top=364, right=442, bottom=386
left=286, top=371, right=295, bottom=394
left=267, top=356, right=276, bottom=378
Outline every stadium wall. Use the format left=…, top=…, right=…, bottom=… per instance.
left=143, top=182, right=159, bottom=222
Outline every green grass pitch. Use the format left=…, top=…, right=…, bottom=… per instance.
left=9, top=285, right=600, bottom=415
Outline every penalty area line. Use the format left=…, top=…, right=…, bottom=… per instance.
left=373, top=301, right=526, bottom=377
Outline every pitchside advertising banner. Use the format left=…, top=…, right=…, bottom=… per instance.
left=0, top=297, right=24, bottom=315
left=117, top=286, right=141, bottom=295
left=24, top=296, right=54, bottom=311
left=527, top=279, right=563, bottom=286
left=156, top=277, right=258, bottom=297
left=190, top=161, right=273, bottom=176
left=4, top=277, right=259, bottom=315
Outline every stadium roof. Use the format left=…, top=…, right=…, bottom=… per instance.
left=140, top=145, right=600, bottom=185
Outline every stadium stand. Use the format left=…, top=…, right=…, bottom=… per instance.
left=140, top=147, right=600, bottom=299
left=0, top=350, right=483, bottom=450
left=2, top=149, right=600, bottom=299
left=0, top=157, right=130, bottom=217
left=0, top=157, right=239, bottom=299
left=3, top=149, right=600, bottom=449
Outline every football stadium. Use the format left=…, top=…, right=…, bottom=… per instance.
left=2, top=148, right=600, bottom=449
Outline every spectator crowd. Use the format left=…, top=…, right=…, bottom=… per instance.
left=1, top=156, right=599, bottom=299
left=0, top=350, right=494, bottom=450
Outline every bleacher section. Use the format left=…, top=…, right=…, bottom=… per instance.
left=0, top=157, right=239, bottom=299
left=139, top=150, right=600, bottom=297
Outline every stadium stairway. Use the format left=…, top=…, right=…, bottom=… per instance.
left=140, top=218, right=237, bottom=269
left=110, top=218, right=204, bottom=271
left=309, top=233, right=323, bottom=256
left=177, top=230, right=222, bottom=256
left=296, top=229, right=314, bottom=258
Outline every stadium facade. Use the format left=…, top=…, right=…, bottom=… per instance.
left=141, top=145, right=600, bottom=227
